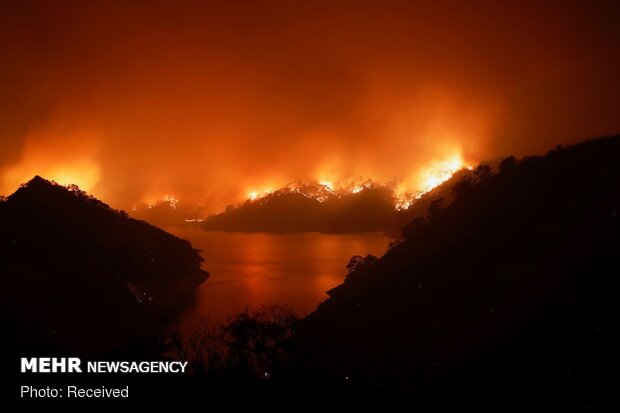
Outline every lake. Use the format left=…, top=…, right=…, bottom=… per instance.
left=166, top=228, right=392, bottom=324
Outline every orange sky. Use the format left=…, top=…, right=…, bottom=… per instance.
left=1, top=0, right=619, bottom=211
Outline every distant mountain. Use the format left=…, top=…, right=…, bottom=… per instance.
left=202, top=184, right=399, bottom=232
left=131, top=197, right=204, bottom=227
left=302, top=136, right=620, bottom=408
left=201, top=178, right=475, bottom=234
left=0, top=176, right=208, bottom=355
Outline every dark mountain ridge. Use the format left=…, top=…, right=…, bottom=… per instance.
left=201, top=174, right=472, bottom=233
left=0, top=176, right=208, bottom=355
left=202, top=185, right=398, bottom=232
left=301, top=136, right=620, bottom=408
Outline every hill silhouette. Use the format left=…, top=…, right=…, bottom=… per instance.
left=0, top=176, right=208, bottom=356
left=131, top=198, right=204, bottom=227
left=204, top=189, right=326, bottom=232
left=301, top=136, right=620, bottom=408
left=202, top=184, right=399, bottom=232
left=201, top=180, right=470, bottom=233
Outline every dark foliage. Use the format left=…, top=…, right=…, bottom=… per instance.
left=7, top=135, right=620, bottom=409
left=203, top=191, right=325, bottom=232
left=346, top=255, right=379, bottom=275
left=498, top=155, right=518, bottom=173
left=202, top=185, right=399, bottom=233
left=131, top=198, right=204, bottom=227
left=301, top=136, right=620, bottom=408
left=202, top=173, right=475, bottom=234
left=0, top=176, right=208, bottom=356
left=396, top=169, right=472, bottom=232
left=169, top=305, right=299, bottom=379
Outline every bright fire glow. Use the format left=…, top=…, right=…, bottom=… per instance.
left=0, top=130, right=102, bottom=197
left=394, top=193, right=416, bottom=211
left=147, top=195, right=179, bottom=209
left=4, top=162, right=100, bottom=194
left=418, top=155, right=466, bottom=193
left=319, top=180, right=334, bottom=191
left=393, top=153, right=469, bottom=210
left=242, top=153, right=469, bottom=212
left=247, top=188, right=274, bottom=201
left=49, top=167, right=100, bottom=192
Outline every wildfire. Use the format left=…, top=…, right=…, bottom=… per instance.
left=146, top=195, right=179, bottom=209
left=248, top=188, right=274, bottom=201
left=164, top=195, right=179, bottom=209
left=0, top=129, right=103, bottom=197
left=49, top=167, right=100, bottom=193
left=3, top=163, right=101, bottom=195
left=393, top=154, right=469, bottom=210
left=418, top=155, right=467, bottom=193
left=246, top=182, right=334, bottom=204
left=319, top=180, right=334, bottom=191
left=243, top=155, right=470, bottom=212
left=394, top=193, right=417, bottom=211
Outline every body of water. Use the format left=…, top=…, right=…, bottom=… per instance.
left=166, top=228, right=391, bottom=324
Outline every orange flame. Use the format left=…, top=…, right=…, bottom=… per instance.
left=241, top=153, right=469, bottom=212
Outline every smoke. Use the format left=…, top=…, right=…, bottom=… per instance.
left=1, top=1, right=618, bottom=212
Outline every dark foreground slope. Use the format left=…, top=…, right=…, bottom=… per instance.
left=0, top=177, right=208, bottom=356
left=303, top=136, right=620, bottom=408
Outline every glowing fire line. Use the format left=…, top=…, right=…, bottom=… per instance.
left=244, top=155, right=469, bottom=211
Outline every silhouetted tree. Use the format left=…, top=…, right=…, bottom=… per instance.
left=302, top=135, right=620, bottom=409
left=428, top=198, right=446, bottom=221
left=188, top=317, right=223, bottom=374
left=402, top=217, right=427, bottom=239
left=474, top=164, right=492, bottom=180
left=499, top=156, right=518, bottom=173
left=346, top=254, right=378, bottom=274
left=166, top=305, right=299, bottom=379
left=427, top=197, right=445, bottom=222
left=452, top=165, right=492, bottom=199
left=521, top=155, right=542, bottom=164
left=221, top=305, right=298, bottom=376
left=1, top=176, right=208, bottom=356
left=452, top=175, right=475, bottom=198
